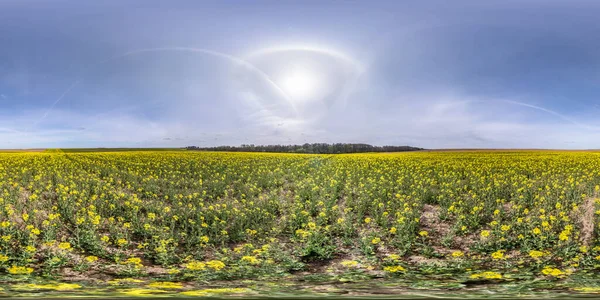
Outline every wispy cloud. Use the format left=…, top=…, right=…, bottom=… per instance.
left=2, top=0, right=600, bottom=148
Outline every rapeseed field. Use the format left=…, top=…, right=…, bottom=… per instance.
left=2, top=150, right=600, bottom=296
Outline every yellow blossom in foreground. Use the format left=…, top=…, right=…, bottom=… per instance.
left=451, top=251, right=464, bottom=258
left=387, top=254, right=400, bottom=261
left=108, top=278, right=144, bottom=285
left=206, top=260, right=225, bottom=271
left=341, top=260, right=359, bottom=268
left=12, top=283, right=81, bottom=291
left=85, top=256, right=99, bottom=263
left=383, top=265, right=406, bottom=273
left=541, top=266, right=565, bottom=277
left=491, top=250, right=505, bottom=260
left=167, top=268, right=180, bottom=275
left=7, top=265, right=34, bottom=275
left=146, top=281, right=183, bottom=289
left=179, top=288, right=248, bottom=296
left=470, top=271, right=502, bottom=279
left=185, top=260, right=206, bottom=271
left=241, top=256, right=260, bottom=265
left=58, top=242, right=71, bottom=250
left=529, top=250, right=545, bottom=259
left=120, top=288, right=167, bottom=296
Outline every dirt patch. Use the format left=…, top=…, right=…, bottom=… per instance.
left=420, top=205, right=447, bottom=234
left=145, top=265, right=171, bottom=276
left=60, top=267, right=112, bottom=283
left=453, top=233, right=478, bottom=251
left=419, top=204, right=475, bottom=251
left=407, top=255, right=446, bottom=266
left=577, top=197, right=596, bottom=246
left=502, top=202, right=513, bottom=214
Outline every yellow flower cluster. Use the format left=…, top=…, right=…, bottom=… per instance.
left=0, top=150, right=599, bottom=280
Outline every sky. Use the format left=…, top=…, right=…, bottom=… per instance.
left=2, top=0, right=600, bottom=149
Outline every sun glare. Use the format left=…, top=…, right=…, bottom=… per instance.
left=280, top=68, right=319, bottom=102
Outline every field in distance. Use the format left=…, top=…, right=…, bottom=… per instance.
left=1, top=150, right=600, bottom=297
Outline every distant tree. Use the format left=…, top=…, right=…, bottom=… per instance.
left=185, top=143, right=423, bottom=154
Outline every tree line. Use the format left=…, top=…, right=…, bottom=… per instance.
left=185, top=143, right=423, bottom=154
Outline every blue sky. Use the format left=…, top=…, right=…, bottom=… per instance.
left=2, top=0, right=600, bottom=148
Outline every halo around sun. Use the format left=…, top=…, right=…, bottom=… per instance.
left=239, top=44, right=364, bottom=126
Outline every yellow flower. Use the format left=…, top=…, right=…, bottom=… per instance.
left=124, top=257, right=142, bottom=267
left=386, top=254, right=400, bottom=261
left=529, top=250, right=544, bottom=259
left=180, top=288, right=248, bottom=296
left=341, top=260, right=359, bottom=267
left=383, top=265, right=406, bottom=273
left=108, top=278, right=144, bottom=285
left=532, top=227, right=541, bottom=235
left=7, top=265, right=34, bottom=275
left=185, top=260, right=206, bottom=271
left=58, top=242, right=71, bottom=250
left=480, top=230, right=490, bottom=238
left=364, top=217, right=372, bottom=224
left=541, top=266, right=564, bottom=277
left=419, top=230, right=428, bottom=237
left=371, top=237, right=381, bottom=244
left=120, top=288, right=166, bottom=296
left=451, top=251, right=464, bottom=258
left=241, top=256, right=260, bottom=265
left=12, top=283, right=81, bottom=291
left=491, top=250, right=505, bottom=260
left=470, top=271, right=502, bottom=279
left=206, top=260, right=225, bottom=271
left=146, top=281, right=183, bottom=289
left=0, top=254, right=8, bottom=262
left=85, top=256, right=99, bottom=263
left=389, top=227, right=397, bottom=234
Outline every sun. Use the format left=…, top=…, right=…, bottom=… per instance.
left=280, top=67, right=319, bottom=102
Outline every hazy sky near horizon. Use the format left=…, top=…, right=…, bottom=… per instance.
left=2, top=0, right=600, bottom=148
